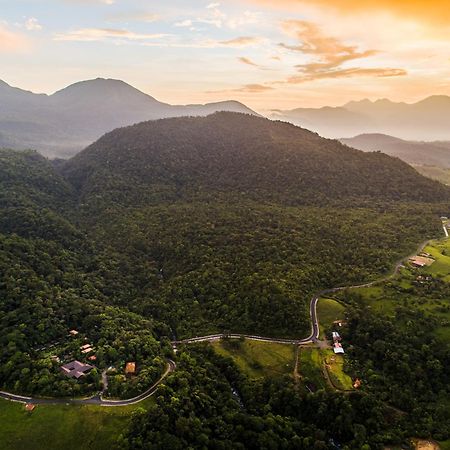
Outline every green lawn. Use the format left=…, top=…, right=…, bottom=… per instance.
left=423, top=241, right=450, bottom=277
left=317, top=298, right=346, bottom=338
left=335, top=240, right=450, bottom=340
left=298, top=347, right=328, bottom=391
left=322, top=349, right=353, bottom=391
left=212, top=339, right=295, bottom=379
left=0, top=397, right=154, bottom=450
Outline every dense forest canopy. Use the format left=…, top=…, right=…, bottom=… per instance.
left=63, top=112, right=449, bottom=209
left=1, top=113, right=449, bottom=447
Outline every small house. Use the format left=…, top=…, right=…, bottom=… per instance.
left=125, top=362, right=136, bottom=375
left=332, top=331, right=341, bottom=342
left=333, top=342, right=345, bottom=354
left=409, top=256, right=434, bottom=268
left=69, top=330, right=79, bottom=336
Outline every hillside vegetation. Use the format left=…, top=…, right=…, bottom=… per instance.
left=64, top=113, right=448, bottom=207
left=1, top=113, right=449, bottom=448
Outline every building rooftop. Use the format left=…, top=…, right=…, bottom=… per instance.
left=409, top=256, right=434, bottom=267
left=125, top=362, right=136, bottom=374
left=61, top=360, right=93, bottom=379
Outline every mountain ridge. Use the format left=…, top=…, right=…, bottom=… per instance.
left=62, top=112, right=450, bottom=208
left=341, top=133, right=450, bottom=168
left=0, top=78, right=259, bottom=158
left=271, top=95, right=450, bottom=141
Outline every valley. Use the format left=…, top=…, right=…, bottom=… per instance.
left=1, top=224, right=448, bottom=449
left=1, top=113, right=449, bottom=448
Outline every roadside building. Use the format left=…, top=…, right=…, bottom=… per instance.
left=332, top=332, right=341, bottom=342
left=409, top=256, right=434, bottom=268
left=333, top=342, right=345, bottom=354
left=25, top=403, right=36, bottom=412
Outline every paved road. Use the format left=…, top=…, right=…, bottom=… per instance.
left=0, top=238, right=435, bottom=407
left=175, top=239, right=432, bottom=346
left=0, top=360, right=176, bottom=407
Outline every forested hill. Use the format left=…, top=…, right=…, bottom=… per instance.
left=63, top=112, right=449, bottom=207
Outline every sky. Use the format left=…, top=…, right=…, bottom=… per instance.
left=0, top=0, right=449, bottom=112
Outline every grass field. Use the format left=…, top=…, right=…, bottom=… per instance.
left=0, top=397, right=154, bottom=450
left=212, top=339, right=295, bottom=379
left=298, top=347, right=328, bottom=391
left=334, top=238, right=450, bottom=342
left=317, top=298, right=346, bottom=338
left=423, top=241, right=450, bottom=277
left=322, top=349, right=353, bottom=391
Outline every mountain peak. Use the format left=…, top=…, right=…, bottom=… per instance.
left=52, top=78, right=158, bottom=101
left=416, top=95, right=450, bottom=106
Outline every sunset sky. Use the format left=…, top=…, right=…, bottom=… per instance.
left=1, top=0, right=449, bottom=112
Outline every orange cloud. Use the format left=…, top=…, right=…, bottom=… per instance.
left=237, top=56, right=260, bottom=67
left=286, top=67, right=407, bottom=83
left=219, top=36, right=262, bottom=47
left=208, top=83, right=274, bottom=93
left=244, top=0, right=450, bottom=26
left=279, top=20, right=406, bottom=83
left=54, top=28, right=167, bottom=42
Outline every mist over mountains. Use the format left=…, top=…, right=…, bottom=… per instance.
left=0, top=78, right=258, bottom=158
left=340, top=134, right=450, bottom=168
left=271, top=95, right=450, bottom=141
left=2, top=76, right=450, bottom=165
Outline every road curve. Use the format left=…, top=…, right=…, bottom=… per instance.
left=0, top=360, right=176, bottom=407
left=0, top=238, right=434, bottom=407
left=175, top=239, right=432, bottom=346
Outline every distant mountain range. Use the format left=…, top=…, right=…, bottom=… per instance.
left=340, top=134, right=450, bottom=168
left=0, top=78, right=258, bottom=158
left=271, top=96, right=450, bottom=141
left=2, top=77, right=450, bottom=159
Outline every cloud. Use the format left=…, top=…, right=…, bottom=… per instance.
left=175, top=3, right=262, bottom=31
left=238, top=56, right=260, bottom=67
left=174, top=19, right=193, bottom=28
left=236, top=83, right=274, bottom=92
left=54, top=28, right=167, bottom=42
left=24, top=18, right=42, bottom=31
left=107, top=12, right=160, bottom=23
left=243, top=0, right=450, bottom=27
left=208, top=83, right=274, bottom=93
left=219, top=36, right=261, bottom=47
left=286, top=67, right=407, bottom=84
left=141, top=37, right=262, bottom=49
left=227, top=11, right=262, bottom=29
left=279, top=20, right=406, bottom=83
left=0, top=24, right=29, bottom=52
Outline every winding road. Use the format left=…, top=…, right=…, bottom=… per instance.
left=0, top=238, right=436, bottom=407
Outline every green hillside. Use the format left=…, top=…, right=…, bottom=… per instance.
left=63, top=113, right=449, bottom=208
left=1, top=114, right=449, bottom=448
